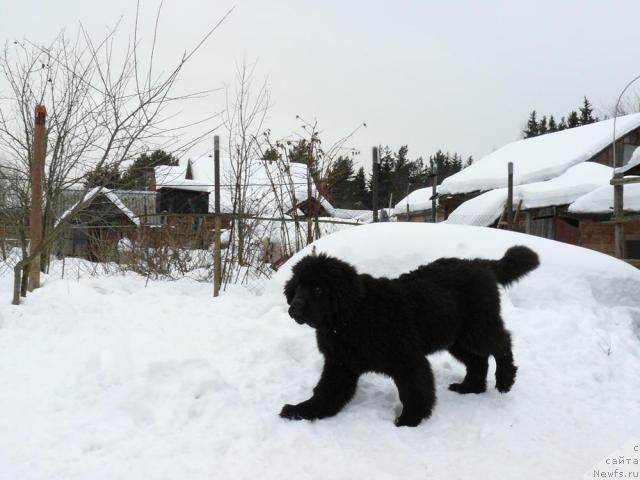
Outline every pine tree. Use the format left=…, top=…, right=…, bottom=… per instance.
left=548, top=115, right=558, bottom=132
left=579, top=96, right=597, bottom=125
left=558, top=116, right=568, bottom=131
left=523, top=110, right=539, bottom=138
left=119, top=150, right=178, bottom=190
left=262, top=147, right=280, bottom=162
left=538, top=116, right=548, bottom=135
left=567, top=111, right=580, bottom=128
left=84, top=162, right=122, bottom=189
left=325, top=156, right=355, bottom=208
left=352, top=167, right=369, bottom=209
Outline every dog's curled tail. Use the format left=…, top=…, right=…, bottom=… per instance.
left=490, top=245, right=539, bottom=286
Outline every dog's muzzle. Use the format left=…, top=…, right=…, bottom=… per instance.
left=288, top=300, right=306, bottom=324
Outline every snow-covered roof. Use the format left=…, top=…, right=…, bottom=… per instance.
left=568, top=182, right=640, bottom=214
left=393, top=186, right=435, bottom=215
left=446, top=163, right=613, bottom=226
left=440, top=113, right=640, bottom=196
left=330, top=208, right=374, bottom=223
left=157, top=178, right=209, bottom=193
left=154, top=165, right=188, bottom=186
left=56, top=187, right=140, bottom=226
left=446, top=189, right=507, bottom=227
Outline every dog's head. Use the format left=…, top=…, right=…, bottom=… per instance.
left=284, top=253, right=362, bottom=330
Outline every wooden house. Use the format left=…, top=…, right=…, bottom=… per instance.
left=438, top=113, right=640, bottom=219
left=55, top=188, right=139, bottom=261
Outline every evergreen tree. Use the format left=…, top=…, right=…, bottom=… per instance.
left=548, top=115, right=558, bottom=132
left=523, top=110, right=539, bottom=138
left=262, top=147, right=280, bottom=162
left=538, top=116, right=548, bottom=135
left=325, top=156, right=355, bottom=208
left=558, top=116, right=568, bottom=130
left=352, top=167, right=369, bottom=209
left=84, top=162, right=122, bottom=189
left=579, top=96, right=597, bottom=125
left=120, top=150, right=178, bottom=190
left=567, top=111, right=580, bottom=128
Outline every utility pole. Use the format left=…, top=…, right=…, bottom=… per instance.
left=29, top=104, right=46, bottom=291
left=372, top=146, right=379, bottom=222
left=213, top=135, right=222, bottom=297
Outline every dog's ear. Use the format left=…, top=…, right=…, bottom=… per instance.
left=329, top=261, right=362, bottom=322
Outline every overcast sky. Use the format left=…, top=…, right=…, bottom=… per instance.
left=3, top=0, right=640, bottom=169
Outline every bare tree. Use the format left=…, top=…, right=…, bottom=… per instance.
left=0, top=4, right=233, bottom=304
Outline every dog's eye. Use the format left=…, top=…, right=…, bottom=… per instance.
left=313, top=287, right=323, bottom=295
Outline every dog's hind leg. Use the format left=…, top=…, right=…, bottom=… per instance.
left=492, top=329, right=517, bottom=393
left=392, top=357, right=435, bottom=427
left=448, top=343, right=489, bottom=394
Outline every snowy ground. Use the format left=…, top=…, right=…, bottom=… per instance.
left=1, top=223, right=639, bottom=479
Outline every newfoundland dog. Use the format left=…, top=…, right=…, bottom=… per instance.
left=280, top=246, right=539, bottom=427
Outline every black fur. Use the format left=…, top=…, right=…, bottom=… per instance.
left=280, top=246, right=539, bottom=427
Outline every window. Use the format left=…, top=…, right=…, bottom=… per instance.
left=623, top=144, right=640, bottom=165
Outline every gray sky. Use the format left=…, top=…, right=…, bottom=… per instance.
left=3, top=0, right=640, bottom=169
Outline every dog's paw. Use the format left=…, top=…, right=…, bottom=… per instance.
left=449, top=382, right=486, bottom=394
left=394, top=414, right=422, bottom=427
left=280, top=404, right=310, bottom=421
left=495, top=365, right=517, bottom=393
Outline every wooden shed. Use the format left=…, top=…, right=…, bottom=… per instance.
left=56, top=188, right=139, bottom=261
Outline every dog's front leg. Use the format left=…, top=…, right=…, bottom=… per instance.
left=280, top=361, right=358, bottom=421
left=392, top=357, right=436, bottom=427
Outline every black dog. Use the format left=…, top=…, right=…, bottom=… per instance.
left=280, top=246, right=539, bottom=427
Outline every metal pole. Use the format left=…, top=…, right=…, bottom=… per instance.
left=372, top=146, right=379, bottom=222
left=611, top=75, right=640, bottom=259
left=29, top=104, right=46, bottom=291
left=213, top=135, right=222, bottom=297
left=507, top=162, right=514, bottom=227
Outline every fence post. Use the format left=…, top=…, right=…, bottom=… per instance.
left=29, top=104, right=46, bottom=291
left=372, top=146, right=379, bottom=222
left=613, top=173, right=625, bottom=258
left=431, top=173, right=438, bottom=223
left=213, top=135, right=222, bottom=297
left=506, top=162, right=514, bottom=227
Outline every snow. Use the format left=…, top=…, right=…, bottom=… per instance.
left=57, top=187, right=140, bottom=226
left=2, top=222, right=640, bottom=479
left=157, top=178, right=210, bottom=193
left=330, top=208, right=374, bottom=223
left=447, top=163, right=613, bottom=226
left=446, top=188, right=506, bottom=226
left=569, top=182, right=640, bottom=214
left=393, top=186, right=434, bottom=215
left=440, top=113, right=640, bottom=195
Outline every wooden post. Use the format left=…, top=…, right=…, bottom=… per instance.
left=29, top=104, right=46, bottom=291
left=613, top=173, right=625, bottom=258
left=213, top=135, right=222, bottom=297
left=306, top=143, right=313, bottom=244
left=506, top=162, right=514, bottom=227
left=431, top=174, right=438, bottom=223
left=372, top=146, right=379, bottom=222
